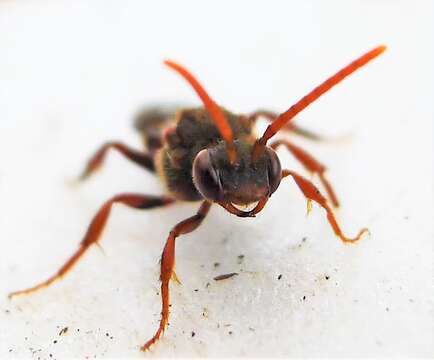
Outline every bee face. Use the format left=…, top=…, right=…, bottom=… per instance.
left=192, top=140, right=282, bottom=212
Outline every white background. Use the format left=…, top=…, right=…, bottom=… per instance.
left=0, top=0, right=433, bottom=358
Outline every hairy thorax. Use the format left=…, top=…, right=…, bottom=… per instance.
left=156, top=107, right=254, bottom=201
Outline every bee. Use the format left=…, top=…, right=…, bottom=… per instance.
left=9, top=46, right=386, bottom=351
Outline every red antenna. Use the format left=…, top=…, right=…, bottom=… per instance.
left=164, top=60, right=236, bottom=164
left=252, top=45, right=386, bottom=159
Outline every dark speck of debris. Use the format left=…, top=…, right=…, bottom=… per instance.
left=49, top=354, right=53, bottom=358
left=277, top=274, right=282, bottom=280
left=214, top=262, right=220, bottom=268
left=59, top=327, right=68, bottom=336
left=325, top=275, right=330, bottom=280
left=237, top=254, right=245, bottom=264
left=386, top=307, right=390, bottom=312
left=302, top=237, right=307, bottom=242
left=194, top=289, right=199, bottom=292
left=5, top=309, right=10, bottom=314
left=106, top=333, right=110, bottom=337
left=228, top=331, right=233, bottom=335
left=191, top=331, right=195, bottom=337
left=53, top=340, right=57, bottom=344
left=205, top=282, right=211, bottom=288
left=8, top=349, right=13, bottom=353
left=248, top=327, right=255, bottom=332
left=302, top=295, right=306, bottom=301
left=214, top=273, right=238, bottom=281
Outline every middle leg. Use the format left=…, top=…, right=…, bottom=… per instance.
left=9, top=193, right=175, bottom=298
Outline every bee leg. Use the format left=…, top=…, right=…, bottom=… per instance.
left=282, top=170, right=368, bottom=244
left=272, top=140, right=339, bottom=207
left=247, top=110, right=325, bottom=141
left=141, top=201, right=211, bottom=352
left=8, top=194, right=175, bottom=299
left=78, top=142, right=155, bottom=181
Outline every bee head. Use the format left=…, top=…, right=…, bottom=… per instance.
left=192, top=140, right=281, bottom=216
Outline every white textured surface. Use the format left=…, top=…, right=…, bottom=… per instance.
left=0, top=0, right=433, bottom=358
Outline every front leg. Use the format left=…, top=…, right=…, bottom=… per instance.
left=282, top=170, right=368, bottom=243
left=141, top=201, right=212, bottom=351
left=272, top=140, right=339, bottom=207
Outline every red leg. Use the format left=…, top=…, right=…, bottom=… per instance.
left=141, top=201, right=211, bottom=351
left=282, top=170, right=368, bottom=244
left=9, top=194, right=175, bottom=298
left=248, top=110, right=324, bottom=141
left=79, top=141, right=155, bottom=180
left=272, top=140, right=340, bottom=207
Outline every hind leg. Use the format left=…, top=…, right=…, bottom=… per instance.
left=78, top=142, right=155, bottom=180
left=248, top=109, right=325, bottom=141
left=134, top=105, right=183, bottom=156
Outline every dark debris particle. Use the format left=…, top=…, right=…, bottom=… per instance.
left=228, top=331, right=233, bottom=335
left=386, top=307, right=390, bottom=312
left=49, top=354, right=53, bottom=358
left=248, top=327, right=255, bottom=331
left=277, top=274, right=282, bottom=280
left=5, top=309, right=10, bottom=314
left=302, top=296, right=306, bottom=301
left=191, top=331, right=195, bottom=337
left=106, top=333, right=109, bottom=337
left=214, top=262, right=220, bottom=268
left=8, top=349, right=13, bottom=353
left=59, top=327, right=68, bottom=336
left=302, top=237, right=307, bottom=242
left=206, top=282, right=211, bottom=288
left=214, top=272, right=238, bottom=281
left=237, top=254, right=245, bottom=264
left=325, top=275, right=330, bottom=280
left=53, top=340, right=57, bottom=344
left=194, top=289, right=199, bottom=292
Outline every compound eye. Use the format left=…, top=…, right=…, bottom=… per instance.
left=265, top=147, right=282, bottom=194
left=192, top=149, right=224, bottom=201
